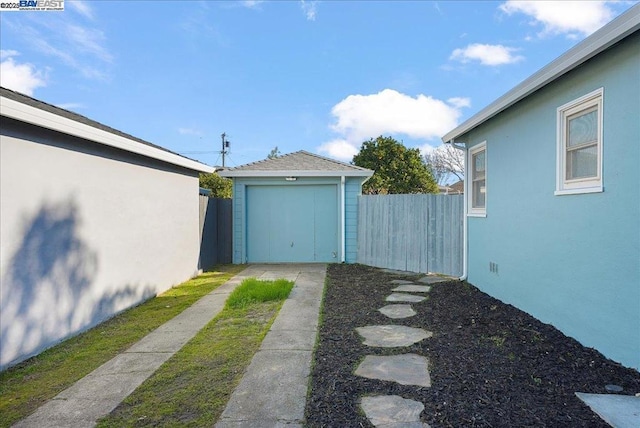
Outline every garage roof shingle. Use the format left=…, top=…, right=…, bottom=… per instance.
left=219, top=150, right=373, bottom=177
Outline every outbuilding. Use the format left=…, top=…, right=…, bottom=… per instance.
left=219, top=151, right=372, bottom=264
left=1, top=87, right=212, bottom=370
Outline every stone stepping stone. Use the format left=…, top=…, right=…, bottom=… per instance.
left=386, top=293, right=426, bottom=303
left=418, top=275, right=456, bottom=285
left=390, top=279, right=415, bottom=285
left=361, top=395, right=430, bottom=428
left=356, top=325, right=432, bottom=348
left=355, top=354, right=431, bottom=387
left=393, top=284, right=431, bottom=293
left=379, top=304, right=416, bottom=319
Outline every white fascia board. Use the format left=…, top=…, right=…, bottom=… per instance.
left=1, top=96, right=214, bottom=173
left=442, top=5, right=640, bottom=144
left=219, top=170, right=373, bottom=178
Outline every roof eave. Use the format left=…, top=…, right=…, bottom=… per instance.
left=218, top=170, right=373, bottom=178
left=442, top=5, right=640, bottom=144
left=1, top=95, right=214, bottom=173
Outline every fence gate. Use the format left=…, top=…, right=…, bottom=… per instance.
left=199, top=196, right=232, bottom=270
left=357, top=194, right=463, bottom=276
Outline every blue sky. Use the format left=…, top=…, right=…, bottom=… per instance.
left=1, top=1, right=636, bottom=168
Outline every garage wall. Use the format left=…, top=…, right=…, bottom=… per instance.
left=231, top=176, right=365, bottom=264
left=345, top=177, right=366, bottom=263
left=0, top=119, right=202, bottom=370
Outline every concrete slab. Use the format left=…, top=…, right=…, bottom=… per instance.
left=269, top=302, right=321, bottom=331
left=216, top=265, right=327, bottom=427
left=85, top=352, right=172, bottom=377
left=360, top=395, right=429, bottom=428
left=418, top=276, right=456, bottom=285
left=12, top=397, right=119, bottom=428
left=356, top=325, right=432, bottom=348
left=260, top=329, right=316, bottom=351
left=386, top=293, right=426, bottom=303
left=355, top=354, right=431, bottom=387
left=56, top=371, right=154, bottom=400
left=381, top=268, right=420, bottom=275
left=392, top=285, right=431, bottom=293
left=390, top=280, right=415, bottom=285
left=575, top=392, right=640, bottom=428
left=217, top=350, right=311, bottom=424
left=125, top=329, right=193, bottom=353
left=379, top=304, right=417, bottom=319
left=215, top=420, right=303, bottom=428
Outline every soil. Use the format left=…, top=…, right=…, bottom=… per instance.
left=305, top=264, right=640, bottom=427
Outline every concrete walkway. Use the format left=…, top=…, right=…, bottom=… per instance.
left=215, top=264, right=326, bottom=427
left=13, top=264, right=326, bottom=428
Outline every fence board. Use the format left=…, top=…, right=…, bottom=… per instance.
left=357, top=194, right=463, bottom=276
left=199, top=196, right=232, bottom=270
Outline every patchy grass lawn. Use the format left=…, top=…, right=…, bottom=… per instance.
left=96, top=277, right=295, bottom=427
left=226, top=277, right=295, bottom=309
left=0, top=265, right=244, bottom=428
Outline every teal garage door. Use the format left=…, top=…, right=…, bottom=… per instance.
left=246, top=185, right=338, bottom=262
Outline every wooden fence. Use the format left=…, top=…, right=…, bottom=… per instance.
left=199, top=196, right=232, bottom=270
left=357, top=194, right=463, bottom=276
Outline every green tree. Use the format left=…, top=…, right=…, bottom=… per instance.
left=352, top=136, right=438, bottom=194
left=267, top=146, right=281, bottom=159
left=199, top=173, right=232, bottom=198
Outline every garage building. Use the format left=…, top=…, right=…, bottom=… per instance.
left=219, top=151, right=372, bottom=264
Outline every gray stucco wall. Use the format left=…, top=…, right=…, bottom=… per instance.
left=0, top=119, right=202, bottom=370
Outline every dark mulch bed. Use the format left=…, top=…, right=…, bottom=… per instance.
left=305, top=264, right=640, bottom=427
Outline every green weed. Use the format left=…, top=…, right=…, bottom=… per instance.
left=225, top=277, right=294, bottom=309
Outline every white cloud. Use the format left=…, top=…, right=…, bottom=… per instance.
left=2, top=9, right=112, bottom=81
left=317, top=138, right=359, bottom=161
left=447, top=97, right=471, bottom=109
left=0, top=50, right=20, bottom=60
left=65, top=24, right=113, bottom=63
left=450, top=43, right=524, bottom=66
left=241, top=1, right=264, bottom=9
left=300, top=0, right=317, bottom=21
left=0, top=55, right=46, bottom=96
left=317, top=89, right=469, bottom=161
left=499, top=1, right=615, bottom=38
left=67, top=0, right=94, bottom=20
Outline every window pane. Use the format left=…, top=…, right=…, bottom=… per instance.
left=567, top=145, right=598, bottom=179
left=568, top=109, right=597, bottom=147
left=473, top=151, right=485, bottom=179
left=473, top=179, right=485, bottom=208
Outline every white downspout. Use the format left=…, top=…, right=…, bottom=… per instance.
left=341, top=176, right=346, bottom=262
left=448, top=139, right=468, bottom=281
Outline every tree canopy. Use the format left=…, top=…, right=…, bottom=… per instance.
left=199, top=173, right=232, bottom=198
left=424, top=143, right=465, bottom=185
left=267, top=146, right=281, bottom=159
left=352, top=136, right=439, bottom=194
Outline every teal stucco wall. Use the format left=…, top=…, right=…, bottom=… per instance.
left=230, top=176, right=366, bottom=264
left=460, top=32, right=640, bottom=369
left=345, top=178, right=364, bottom=263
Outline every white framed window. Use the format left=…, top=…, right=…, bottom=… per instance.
left=556, top=88, right=603, bottom=195
left=468, top=142, right=486, bottom=216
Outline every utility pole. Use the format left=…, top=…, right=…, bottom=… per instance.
left=220, top=132, right=230, bottom=167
